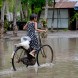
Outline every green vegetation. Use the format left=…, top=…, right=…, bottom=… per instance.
left=70, top=11, right=78, bottom=23
left=0, top=0, right=2, bottom=8
left=41, top=18, right=47, bottom=28
left=0, top=0, right=53, bottom=37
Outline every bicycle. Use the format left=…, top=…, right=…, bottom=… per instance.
left=11, top=32, right=53, bottom=71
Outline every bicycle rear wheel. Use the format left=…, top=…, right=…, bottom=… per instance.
left=12, top=46, right=28, bottom=71
left=36, top=45, right=53, bottom=66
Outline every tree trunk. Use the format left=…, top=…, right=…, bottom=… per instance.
left=51, top=0, right=56, bottom=32
left=0, top=1, right=6, bottom=38
left=20, top=0, right=24, bottom=21
left=45, top=0, right=48, bottom=20
left=0, top=20, right=3, bottom=38
left=13, top=0, right=18, bottom=36
left=40, top=0, right=48, bottom=40
left=76, top=19, right=78, bottom=30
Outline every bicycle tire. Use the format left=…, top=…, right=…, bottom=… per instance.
left=12, top=46, right=28, bottom=71
left=36, top=45, right=53, bottom=66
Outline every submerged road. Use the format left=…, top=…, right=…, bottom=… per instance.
left=0, top=30, right=78, bottom=78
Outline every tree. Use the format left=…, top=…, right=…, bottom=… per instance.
left=5, top=0, right=18, bottom=36
left=45, top=0, right=48, bottom=20
left=0, top=0, right=6, bottom=38
left=0, top=0, right=13, bottom=37
left=0, top=0, right=54, bottom=38
left=21, top=0, right=46, bottom=21
left=51, top=0, right=56, bottom=32
left=70, top=12, right=78, bottom=30
left=13, top=0, right=18, bottom=36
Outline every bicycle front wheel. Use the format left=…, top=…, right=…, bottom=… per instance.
left=12, top=46, right=28, bottom=71
left=36, top=45, right=53, bottom=66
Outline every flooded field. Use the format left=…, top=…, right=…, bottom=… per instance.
left=0, top=36, right=78, bottom=78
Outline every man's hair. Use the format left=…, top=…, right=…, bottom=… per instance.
left=30, top=14, right=37, bottom=20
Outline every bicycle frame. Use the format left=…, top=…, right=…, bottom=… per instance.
left=37, top=32, right=46, bottom=57
left=37, top=32, right=42, bottom=46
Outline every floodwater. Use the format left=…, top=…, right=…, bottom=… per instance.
left=0, top=36, right=78, bottom=78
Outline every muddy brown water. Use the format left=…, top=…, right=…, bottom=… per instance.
left=0, top=37, right=78, bottom=78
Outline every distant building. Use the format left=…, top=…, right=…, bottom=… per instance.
left=6, top=12, right=13, bottom=21
left=40, top=0, right=78, bottom=30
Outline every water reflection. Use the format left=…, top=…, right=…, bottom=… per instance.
left=68, top=38, right=78, bottom=61
left=0, top=40, right=4, bottom=70
left=0, top=39, right=20, bottom=70
left=0, top=37, right=78, bottom=78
